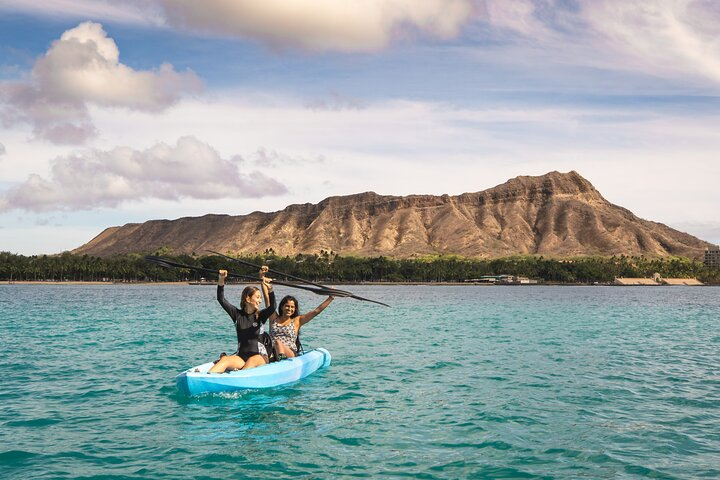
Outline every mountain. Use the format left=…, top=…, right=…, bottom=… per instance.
left=72, top=171, right=711, bottom=259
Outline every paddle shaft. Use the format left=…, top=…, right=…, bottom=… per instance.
left=205, top=250, right=390, bottom=307
left=145, top=256, right=354, bottom=297
left=207, top=250, right=338, bottom=291
left=147, top=255, right=390, bottom=307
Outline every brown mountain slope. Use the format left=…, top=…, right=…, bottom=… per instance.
left=73, top=171, right=711, bottom=259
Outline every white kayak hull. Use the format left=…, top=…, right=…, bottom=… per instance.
left=176, top=348, right=331, bottom=396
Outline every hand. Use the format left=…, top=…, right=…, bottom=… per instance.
left=218, top=269, right=228, bottom=279
left=259, top=265, right=269, bottom=277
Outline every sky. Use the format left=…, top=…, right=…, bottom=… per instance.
left=1, top=0, right=719, bottom=255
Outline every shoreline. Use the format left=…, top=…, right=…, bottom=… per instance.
left=3, top=280, right=716, bottom=286
left=4, top=280, right=180, bottom=286
left=1, top=280, right=578, bottom=286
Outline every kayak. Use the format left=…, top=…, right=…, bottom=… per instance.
left=176, top=348, right=331, bottom=396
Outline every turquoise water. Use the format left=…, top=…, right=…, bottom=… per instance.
left=1, top=284, right=719, bottom=479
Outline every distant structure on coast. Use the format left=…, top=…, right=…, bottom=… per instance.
left=705, top=246, right=720, bottom=268
left=465, top=275, right=539, bottom=285
left=614, top=273, right=703, bottom=286
left=189, top=277, right=216, bottom=285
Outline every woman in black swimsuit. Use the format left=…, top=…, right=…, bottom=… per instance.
left=209, top=266, right=275, bottom=372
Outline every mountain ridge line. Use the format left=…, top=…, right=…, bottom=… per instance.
left=73, top=170, right=712, bottom=259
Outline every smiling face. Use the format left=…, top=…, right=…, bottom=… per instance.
left=240, top=286, right=261, bottom=312
left=281, top=299, right=296, bottom=317
left=246, top=290, right=262, bottom=311
left=278, top=296, right=299, bottom=318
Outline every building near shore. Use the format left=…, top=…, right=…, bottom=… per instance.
left=465, top=275, right=538, bottom=285
left=661, top=278, right=704, bottom=285
left=705, top=246, right=720, bottom=268
left=614, top=277, right=661, bottom=286
left=614, top=273, right=703, bottom=286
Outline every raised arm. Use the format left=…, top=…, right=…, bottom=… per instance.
left=259, top=265, right=270, bottom=306
left=258, top=266, right=276, bottom=322
left=298, top=296, right=334, bottom=327
left=216, top=269, right=237, bottom=318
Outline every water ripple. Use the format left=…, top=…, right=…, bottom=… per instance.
left=1, top=284, right=719, bottom=479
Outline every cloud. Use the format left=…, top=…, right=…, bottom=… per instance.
left=580, top=1, right=720, bottom=83
left=5, top=1, right=719, bottom=88
left=0, top=0, right=161, bottom=26
left=158, top=0, right=475, bottom=52
left=0, top=136, right=288, bottom=213
left=0, top=22, right=202, bottom=144
left=473, top=0, right=720, bottom=87
left=0, top=143, right=5, bottom=156
left=478, top=0, right=552, bottom=37
left=250, top=148, right=325, bottom=169
left=304, top=92, right=367, bottom=111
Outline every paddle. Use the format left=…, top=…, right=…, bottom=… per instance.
left=145, top=256, right=355, bottom=298
left=205, top=250, right=390, bottom=308
left=206, top=249, right=350, bottom=294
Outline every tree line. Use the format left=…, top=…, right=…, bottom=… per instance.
left=1, top=250, right=718, bottom=284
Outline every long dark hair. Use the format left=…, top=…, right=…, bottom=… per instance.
left=240, top=286, right=260, bottom=310
left=278, top=295, right=300, bottom=318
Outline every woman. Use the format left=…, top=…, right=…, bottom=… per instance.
left=269, top=294, right=334, bottom=359
left=209, top=266, right=275, bottom=372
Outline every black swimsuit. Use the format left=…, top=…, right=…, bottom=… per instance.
left=217, top=286, right=276, bottom=361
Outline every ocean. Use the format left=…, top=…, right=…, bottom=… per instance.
left=1, top=284, right=719, bottom=479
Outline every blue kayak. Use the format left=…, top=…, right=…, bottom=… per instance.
left=176, top=348, right=331, bottom=396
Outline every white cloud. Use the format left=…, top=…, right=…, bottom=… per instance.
left=158, top=0, right=475, bottom=52
left=580, top=1, right=720, bottom=83
left=250, top=148, right=325, bottom=169
left=475, top=0, right=720, bottom=87
left=479, top=0, right=551, bottom=37
left=0, top=22, right=202, bottom=144
left=35, top=22, right=200, bottom=110
left=4, top=0, right=720, bottom=89
left=0, top=0, right=161, bottom=26
left=0, top=143, right=5, bottom=156
left=0, top=136, right=287, bottom=213
left=304, top=92, right=367, bottom=111
left=78, top=94, right=719, bottom=227
left=5, top=1, right=719, bottom=88
left=1, top=0, right=475, bottom=52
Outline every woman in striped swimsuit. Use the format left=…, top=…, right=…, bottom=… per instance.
left=269, top=294, right=334, bottom=359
